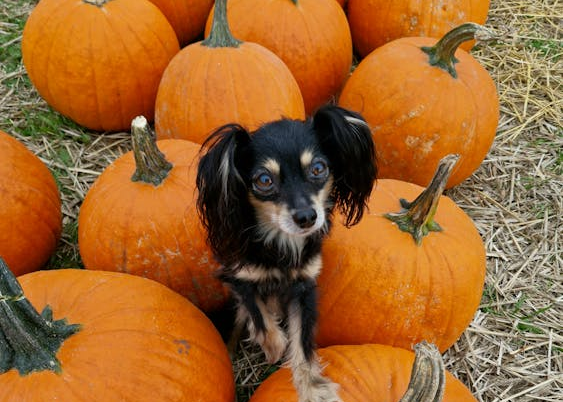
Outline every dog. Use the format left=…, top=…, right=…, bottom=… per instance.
left=196, top=105, right=377, bottom=402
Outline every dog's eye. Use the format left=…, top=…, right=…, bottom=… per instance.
left=310, top=160, right=328, bottom=178
left=253, top=172, right=274, bottom=192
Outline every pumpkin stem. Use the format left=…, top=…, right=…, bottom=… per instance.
left=82, top=0, right=110, bottom=7
left=202, top=0, right=242, bottom=48
left=384, top=154, right=460, bottom=245
left=0, top=258, right=81, bottom=376
left=398, top=341, right=446, bottom=402
left=421, top=23, right=495, bottom=78
left=131, top=116, right=173, bottom=186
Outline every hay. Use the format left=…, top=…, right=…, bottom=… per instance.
left=0, top=0, right=561, bottom=400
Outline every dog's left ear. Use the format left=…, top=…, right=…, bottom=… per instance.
left=312, top=105, right=377, bottom=226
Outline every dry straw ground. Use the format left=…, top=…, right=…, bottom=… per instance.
left=1, top=0, right=561, bottom=401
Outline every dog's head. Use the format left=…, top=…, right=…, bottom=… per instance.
left=197, top=105, right=377, bottom=265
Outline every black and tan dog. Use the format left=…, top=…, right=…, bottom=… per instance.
left=196, top=105, right=377, bottom=402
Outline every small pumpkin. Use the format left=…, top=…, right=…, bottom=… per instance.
left=347, top=0, right=490, bottom=58
left=205, top=0, right=353, bottom=114
left=316, top=155, right=486, bottom=352
left=339, top=23, right=499, bottom=188
left=0, top=130, right=61, bottom=276
left=155, top=0, right=305, bottom=143
left=146, top=0, right=214, bottom=45
left=0, top=258, right=234, bottom=402
left=78, top=116, right=228, bottom=312
left=22, top=0, right=180, bottom=132
left=249, top=343, right=478, bottom=402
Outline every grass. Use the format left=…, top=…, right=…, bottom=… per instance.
left=1, top=0, right=562, bottom=401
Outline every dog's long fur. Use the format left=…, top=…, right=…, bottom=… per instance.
left=196, top=105, right=377, bottom=402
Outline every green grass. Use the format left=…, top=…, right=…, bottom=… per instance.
left=527, top=38, right=562, bottom=62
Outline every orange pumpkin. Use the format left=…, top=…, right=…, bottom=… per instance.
left=155, top=0, right=305, bottom=143
left=250, top=343, right=477, bottom=402
left=347, top=0, right=490, bottom=58
left=22, top=0, right=179, bottom=132
left=78, top=116, right=228, bottom=312
left=146, top=0, right=214, bottom=45
left=0, top=130, right=61, bottom=276
left=0, top=259, right=234, bottom=402
left=316, top=155, right=486, bottom=352
left=205, top=0, right=352, bottom=114
left=339, top=23, right=499, bottom=188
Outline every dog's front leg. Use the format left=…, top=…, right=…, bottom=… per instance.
left=230, top=279, right=287, bottom=364
left=286, top=279, right=341, bottom=402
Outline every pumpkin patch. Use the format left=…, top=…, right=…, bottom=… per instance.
left=3, top=0, right=517, bottom=400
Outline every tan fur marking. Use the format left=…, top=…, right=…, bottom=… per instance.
left=263, top=158, right=280, bottom=175
left=234, top=265, right=283, bottom=282
left=300, top=149, right=314, bottom=169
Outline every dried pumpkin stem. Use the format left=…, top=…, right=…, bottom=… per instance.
left=0, top=258, right=81, bottom=376
left=384, top=154, right=460, bottom=245
left=421, top=23, right=495, bottom=78
left=202, top=0, right=241, bottom=48
left=131, top=116, right=173, bottom=186
left=82, top=0, right=111, bottom=7
left=398, top=341, right=446, bottom=402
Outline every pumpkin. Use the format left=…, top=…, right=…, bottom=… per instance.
left=316, top=155, right=486, bottom=352
left=0, top=130, right=61, bottom=276
left=78, top=116, right=229, bottom=313
left=249, top=343, right=478, bottom=402
left=154, top=0, right=305, bottom=143
left=339, top=23, right=499, bottom=188
left=0, top=258, right=234, bottom=402
left=347, top=0, right=490, bottom=58
left=205, top=0, right=352, bottom=114
left=146, top=0, right=214, bottom=45
left=22, top=0, right=180, bottom=132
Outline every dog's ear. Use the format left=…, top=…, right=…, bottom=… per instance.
left=312, top=105, right=377, bottom=227
left=197, top=124, right=251, bottom=263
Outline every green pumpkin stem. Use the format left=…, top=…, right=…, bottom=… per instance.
left=0, top=258, right=81, bottom=376
left=131, top=116, right=173, bottom=186
left=202, top=0, right=242, bottom=48
left=384, top=154, right=460, bottom=245
left=421, top=23, right=495, bottom=78
left=398, top=341, right=446, bottom=402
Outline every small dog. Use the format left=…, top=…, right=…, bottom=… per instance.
left=196, top=105, right=377, bottom=402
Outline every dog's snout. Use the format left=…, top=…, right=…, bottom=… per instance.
left=292, top=208, right=317, bottom=229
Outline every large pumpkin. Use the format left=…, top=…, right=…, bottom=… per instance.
left=250, top=343, right=478, bottom=402
left=339, top=23, right=499, bottom=188
left=316, top=155, right=486, bottom=352
left=147, top=0, right=214, bottom=45
left=22, top=0, right=179, bottom=132
left=78, top=116, right=228, bottom=312
left=0, top=258, right=234, bottom=402
left=155, top=0, right=305, bottom=143
left=205, top=0, right=352, bottom=114
left=347, top=0, right=490, bottom=58
left=0, top=130, right=61, bottom=276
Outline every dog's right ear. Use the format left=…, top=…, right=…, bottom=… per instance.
left=196, top=124, right=251, bottom=263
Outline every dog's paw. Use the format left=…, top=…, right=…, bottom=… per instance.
left=261, top=327, right=288, bottom=364
left=298, top=376, right=341, bottom=402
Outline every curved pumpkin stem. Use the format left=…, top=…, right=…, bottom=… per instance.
left=202, top=0, right=242, bottom=48
left=421, top=23, right=496, bottom=78
left=384, top=154, right=460, bottom=245
left=0, top=258, right=81, bottom=375
left=131, top=116, right=173, bottom=186
left=398, top=341, right=446, bottom=402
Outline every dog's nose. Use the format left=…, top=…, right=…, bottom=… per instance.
left=292, top=208, right=317, bottom=229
